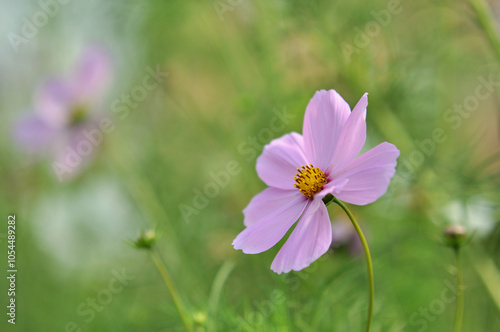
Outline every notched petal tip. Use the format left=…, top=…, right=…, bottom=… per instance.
left=303, top=89, right=352, bottom=170
left=353, top=92, right=369, bottom=120
left=333, top=141, right=401, bottom=205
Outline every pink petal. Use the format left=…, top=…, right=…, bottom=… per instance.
left=233, top=195, right=308, bottom=254
left=243, top=187, right=303, bottom=227
left=302, top=90, right=351, bottom=170
left=13, top=115, right=57, bottom=151
left=316, top=177, right=349, bottom=199
left=333, top=142, right=399, bottom=205
left=35, top=79, right=72, bottom=128
left=72, top=47, right=113, bottom=103
left=256, top=132, right=308, bottom=190
left=328, top=93, right=368, bottom=173
left=271, top=200, right=332, bottom=274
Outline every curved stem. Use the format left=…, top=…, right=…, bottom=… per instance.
left=332, top=197, right=374, bottom=332
left=454, top=249, right=464, bottom=332
left=150, top=250, right=194, bottom=332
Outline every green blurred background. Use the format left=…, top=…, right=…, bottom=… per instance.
left=1, top=0, right=500, bottom=331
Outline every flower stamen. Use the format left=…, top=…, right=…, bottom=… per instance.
left=70, top=105, right=89, bottom=125
left=294, top=164, right=327, bottom=198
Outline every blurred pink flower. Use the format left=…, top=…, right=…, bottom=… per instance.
left=14, top=47, right=113, bottom=180
left=233, top=90, right=399, bottom=274
left=330, top=219, right=363, bottom=256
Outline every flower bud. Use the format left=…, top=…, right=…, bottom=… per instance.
left=134, top=230, right=156, bottom=249
left=193, top=311, right=207, bottom=326
left=443, top=225, right=467, bottom=249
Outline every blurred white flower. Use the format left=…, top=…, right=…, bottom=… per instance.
left=31, top=178, right=139, bottom=271
left=438, top=197, right=497, bottom=238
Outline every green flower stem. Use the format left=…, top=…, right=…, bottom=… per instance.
left=150, top=250, right=194, bottom=332
left=454, top=248, right=464, bottom=332
left=469, top=0, right=500, bottom=63
left=207, top=260, right=236, bottom=332
left=328, top=196, right=374, bottom=332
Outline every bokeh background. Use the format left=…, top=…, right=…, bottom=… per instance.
left=1, top=0, right=500, bottom=331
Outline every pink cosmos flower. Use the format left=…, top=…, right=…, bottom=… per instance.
left=14, top=47, right=113, bottom=180
left=233, top=90, right=399, bottom=274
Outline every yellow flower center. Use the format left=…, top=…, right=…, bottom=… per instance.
left=70, top=105, right=88, bottom=125
left=294, top=164, right=327, bottom=198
